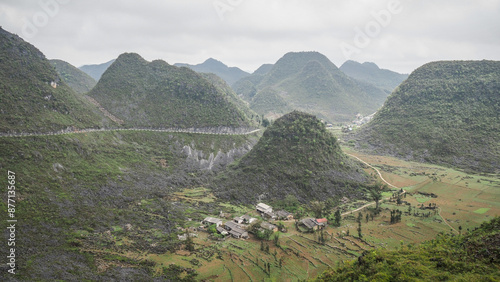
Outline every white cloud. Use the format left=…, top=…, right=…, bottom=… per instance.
left=0, top=0, right=498, bottom=73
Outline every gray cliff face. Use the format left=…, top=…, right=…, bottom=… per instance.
left=182, top=143, right=254, bottom=171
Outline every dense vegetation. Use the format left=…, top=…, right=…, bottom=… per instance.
left=0, top=27, right=108, bottom=133
left=79, top=59, right=115, bottom=81
left=340, top=60, right=408, bottom=93
left=0, top=130, right=255, bottom=280
left=355, top=60, right=500, bottom=173
left=316, top=216, right=500, bottom=281
left=89, top=53, right=256, bottom=129
left=50, top=59, right=97, bottom=94
left=175, top=58, right=250, bottom=86
left=212, top=111, right=370, bottom=203
left=232, top=51, right=389, bottom=122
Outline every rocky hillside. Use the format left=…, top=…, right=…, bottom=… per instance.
left=212, top=111, right=370, bottom=204
left=0, top=27, right=108, bottom=133
left=354, top=60, right=500, bottom=173
left=340, top=60, right=408, bottom=93
left=50, top=59, right=97, bottom=94
left=89, top=53, right=256, bottom=129
left=233, top=52, right=388, bottom=122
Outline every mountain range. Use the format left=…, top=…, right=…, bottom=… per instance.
left=232, top=51, right=389, bottom=122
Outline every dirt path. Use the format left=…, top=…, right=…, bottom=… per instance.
left=345, top=153, right=459, bottom=234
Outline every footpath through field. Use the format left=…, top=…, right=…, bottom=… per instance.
left=344, top=153, right=458, bottom=234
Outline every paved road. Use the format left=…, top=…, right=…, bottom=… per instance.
left=0, top=127, right=262, bottom=138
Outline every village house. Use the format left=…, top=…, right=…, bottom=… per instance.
left=256, top=203, right=272, bottom=214
left=316, top=218, right=328, bottom=226
left=202, top=217, right=223, bottom=227
left=233, top=216, right=244, bottom=224
left=224, top=221, right=249, bottom=239
left=300, top=218, right=320, bottom=231
left=241, top=214, right=257, bottom=224
left=260, top=222, right=278, bottom=232
left=276, top=210, right=294, bottom=221
left=216, top=226, right=228, bottom=236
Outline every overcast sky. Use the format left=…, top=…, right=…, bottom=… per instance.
left=1, top=0, right=499, bottom=74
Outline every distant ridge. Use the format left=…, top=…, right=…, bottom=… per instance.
left=175, top=58, right=250, bottom=86
left=354, top=60, right=500, bottom=173
left=79, top=59, right=115, bottom=81
left=340, top=60, right=408, bottom=92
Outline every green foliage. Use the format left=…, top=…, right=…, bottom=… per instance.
left=50, top=59, right=97, bottom=94
left=316, top=217, right=500, bottom=281
left=0, top=27, right=107, bottom=133
left=88, top=53, right=255, bottom=129
left=358, top=60, right=500, bottom=173
left=212, top=111, right=369, bottom=204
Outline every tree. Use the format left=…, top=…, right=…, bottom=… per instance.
left=273, top=233, right=280, bottom=247
left=208, top=224, right=217, bottom=235
left=357, top=212, right=363, bottom=239
left=185, top=233, right=195, bottom=252
left=334, top=209, right=342, bottom=227
left=310, top=201, right=326, bottom=218
left=370, top=188, right=383, bottom=212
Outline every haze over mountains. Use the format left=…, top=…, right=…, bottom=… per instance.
left=354, top=60, right=500, bottom=173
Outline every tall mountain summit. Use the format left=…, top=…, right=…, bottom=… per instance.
left=354, top=60, right=500, bottom=173
left=233, top=51, right=388, bottom=122
left=175, top=58, right=250, bottom=86
left=89, top=53, right=255, bottom=129
left=213, top=111, right=369, bottom=203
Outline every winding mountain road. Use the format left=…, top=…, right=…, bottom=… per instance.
left=0, top=127, right=262, bottom=138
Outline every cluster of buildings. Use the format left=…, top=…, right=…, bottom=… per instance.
left=201, top=203, right=294, bottom=239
